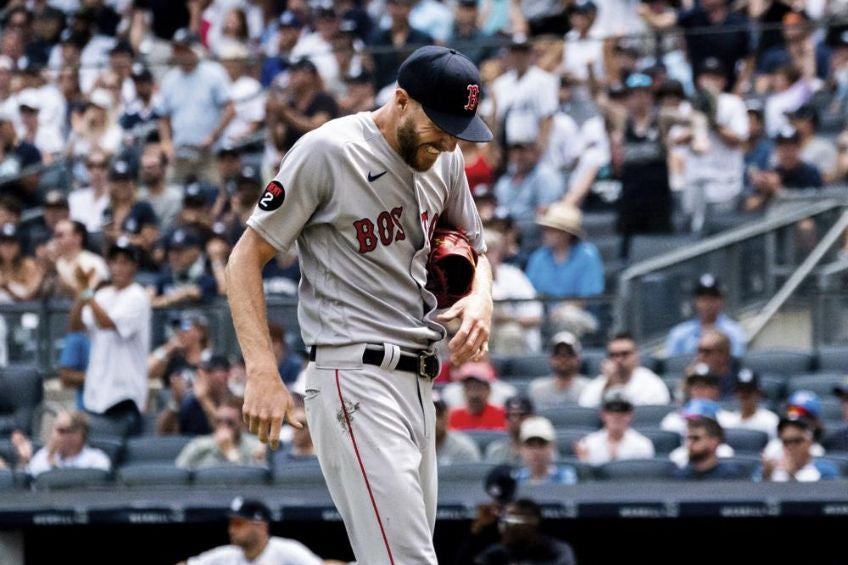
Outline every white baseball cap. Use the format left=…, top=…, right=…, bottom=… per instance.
left=519, top=416, right=556, bottom=443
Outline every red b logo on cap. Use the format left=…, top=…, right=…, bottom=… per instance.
left=464, top=84, right=479, bottom=111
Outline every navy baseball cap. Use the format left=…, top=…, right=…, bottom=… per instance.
left=229, top=497, right=271, bottom=522
left=107, top=236, right=141, bottom=263
left=397, top=46, right=493, bottom=143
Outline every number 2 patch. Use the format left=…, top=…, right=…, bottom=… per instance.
left=258, top=180, right=285, bottom=211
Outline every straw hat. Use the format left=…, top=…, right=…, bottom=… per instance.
left=536, top=203, right=585, bottom=239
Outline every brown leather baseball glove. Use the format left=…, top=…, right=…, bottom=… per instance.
left=426, top=226, right=478, bottom=309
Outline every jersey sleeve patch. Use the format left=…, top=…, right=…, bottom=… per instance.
left=258, top=180, right=286, bottom=211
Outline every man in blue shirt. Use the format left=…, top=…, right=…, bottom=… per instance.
left=524, top=203, right=604, bottom=298
left=666, top=274, right=748, bottom=357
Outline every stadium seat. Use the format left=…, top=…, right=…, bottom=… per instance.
left=437, top=462, right=496, bottom=483
left=723, top=428, right=769, bottom=454
left=760, top=375, right=786, bottom=404
left=538, top=406, right=600, bottom=429
left=0, top=365, right=43, bottom=435
left=124, top=436, right=194, bottom=465
left=815, top=346, right=848, bottom=372
left=89, top=437, right=125, bottom=467
left=661, top=376, right=682, bottom=400
left=464, top=430, right=509, bottom=453
left=192, top=465, right=270, bottom=486
left=33, top=468, right=113, bottom=490
left=580, top=349, right=606, bottom=377
left=556, top=457, right=595, bottom=481
left=819, top=455, right=848, bottom=477
left=630, top=405, right=677, bottom=428
left=660, top=354, right=694, bottom=377
left=596, top=458, right=678, bottom=481
left=555, top=428, right=595, bottom=457
left=582, top=211, right=618, bottom=239
left=820, top=399, right=843, bottom=422
left=272, top=460, right=325, bottom=486
left=489, top=355, right=510, bottom=377
left=505, top=354, right=549, bottom=378
left=0, top=469, right=15, bottom=489
left=0, top=440, right=16, bottom=467
left=87, top=414, right=132, bottom=440
left=118, top=463, right=191, bottom=487
left=628, top=234, right=696, bottom=263
left=721, top=456, right=761, bottom=479
left=742, top=349, right=814, bottom=376
left=636, top=428, right=681, bottom=455
left=786, top=373, right=846, bottom=398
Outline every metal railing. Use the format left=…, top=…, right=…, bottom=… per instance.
left=615, top=192, right=848, bottom=346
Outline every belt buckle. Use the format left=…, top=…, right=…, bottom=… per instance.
left=418, top=352, right=437, bottom=380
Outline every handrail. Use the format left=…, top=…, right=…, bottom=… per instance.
left=618, top=198, right=844, bottom=282
left=746, top=208, right=848, bottom=341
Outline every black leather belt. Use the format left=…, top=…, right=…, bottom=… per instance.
left=308, top=344, right=439, bottom=379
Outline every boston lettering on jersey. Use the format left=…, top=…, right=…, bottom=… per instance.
left=353, top=207, right=406, bottom=253
left=258, top=181, right=286, bottom=211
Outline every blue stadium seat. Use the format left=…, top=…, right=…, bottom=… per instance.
left=192, top=465, right=270, bottom=486
left=118, top=463, right=192, bottom=487
left=33, top=468, right=113, bottom=490
left=820, top=399, right=843, bottom=422
left=636, top=428, right=681, bottom=455
left=272, top=460, right=325, bottom=486
left=631, top=405, right=677, bottom=428
left=0, top=365, right=43, bottom=435
left=580, top=349, right=606, bottom=377
left=464, top=430, right=509, bottom=453
left=505, top=354, right=550, bottom=378
left=760, top=374, right=787, bottom=404
left=819, top=455, right=848, bottom=477
left=88, top=437, right=125, bottom=467
left=555, top=428, right=595, bottom=457
left=721, top=456, right=761, bottom=479
left=786, top=373, right=846, bottom=398
left=0, top=469, right=15, bottom=489
left=596, top=458, right=678, bottom=481
left=538, top=406, right=600, bottom=429
left=124, top=436, right=194, bottom=465
left=556, top=457, right=595, bottom=481
left=724, top=428, right=769, bottom=454
left=660, top=354, right=695, bottom=377
left=489, top=355, right=511, bottom=378
left=437, top=462, right=495, bottom=483
left=815, top=346, right=848, bottom=372
left=742, top=349, right=814, bottom=376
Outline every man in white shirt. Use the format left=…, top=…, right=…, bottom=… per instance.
left=179, top=497, right=340, bottom=565
left=26, top=411, right=111, bottom=477
left=48, top=219, right=109, bottom=298
left=683, top=57, right=749, bottom=231
left=718, top=369, right=779, bottom=439
left=575, top=388, right=655, bottom=466
left=69, top=239, right=151, bottom=436
left=579, top=332, right=670, bottom=407
left=219, top=42, right=266, bottom=147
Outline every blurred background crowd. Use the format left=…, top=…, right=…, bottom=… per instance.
left=0, top=0, right=847, bottom=528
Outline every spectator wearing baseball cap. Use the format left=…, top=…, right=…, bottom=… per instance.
left=441, top=358, right=518, bottom=410
left=823, top=378, right=848, bottom=452
left=485, top=395, right=535, bottom=464
left=666, top=273, right=748, bottom=358
left=745, top=125, right=824, bottom=213
left=762, top=390, right=827, bottom=467
left=159, top=353, right=234, bottom=436
left=668, top=398, right=736, bottom=468
left=758, top=413, right=839, bottom=482
left=103, top=159, right=160, bottom=270
left=259, top=11, right=303, bottom=88
left=575, top=388, right=655, bottom=466
left=719, top=369, right=779, bottom=440
left=743, top=100, right=774, bottom=189
left=0, top=222, right=44, bottom=302
left=434, top=391, right=482, bottom=465
left=661, top=364, right=729, bottom=436
left=151, top=227, right=219, bottom=308
left=150, top=311, right=213, bottom=416
left=786, top=103, right=838, bottom=183
left=514, top=416, right=578, bottom=486
left=528, top=331, right=590, bottom=410
left=674, top=415, right=749, bottom=480
left=448, top=362, right=508, bottom=431
left=447, top=0, right=497, bottom=66
left=179, top=496, right=341, bottom=564
left=119, top=63, right=160, bottom=134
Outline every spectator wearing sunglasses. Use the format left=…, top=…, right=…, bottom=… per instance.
left=25, top=411, right=111, bottom=477
left=176, top=397, right=266, bottom=470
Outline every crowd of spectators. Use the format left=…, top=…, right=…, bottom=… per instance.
left=0, top=0, right=846, bottom=508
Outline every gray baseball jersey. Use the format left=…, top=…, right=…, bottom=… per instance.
left=247, top=112, right=485, bottom=349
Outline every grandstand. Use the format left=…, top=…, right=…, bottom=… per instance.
left=0, top=0, right=847, bottom=562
